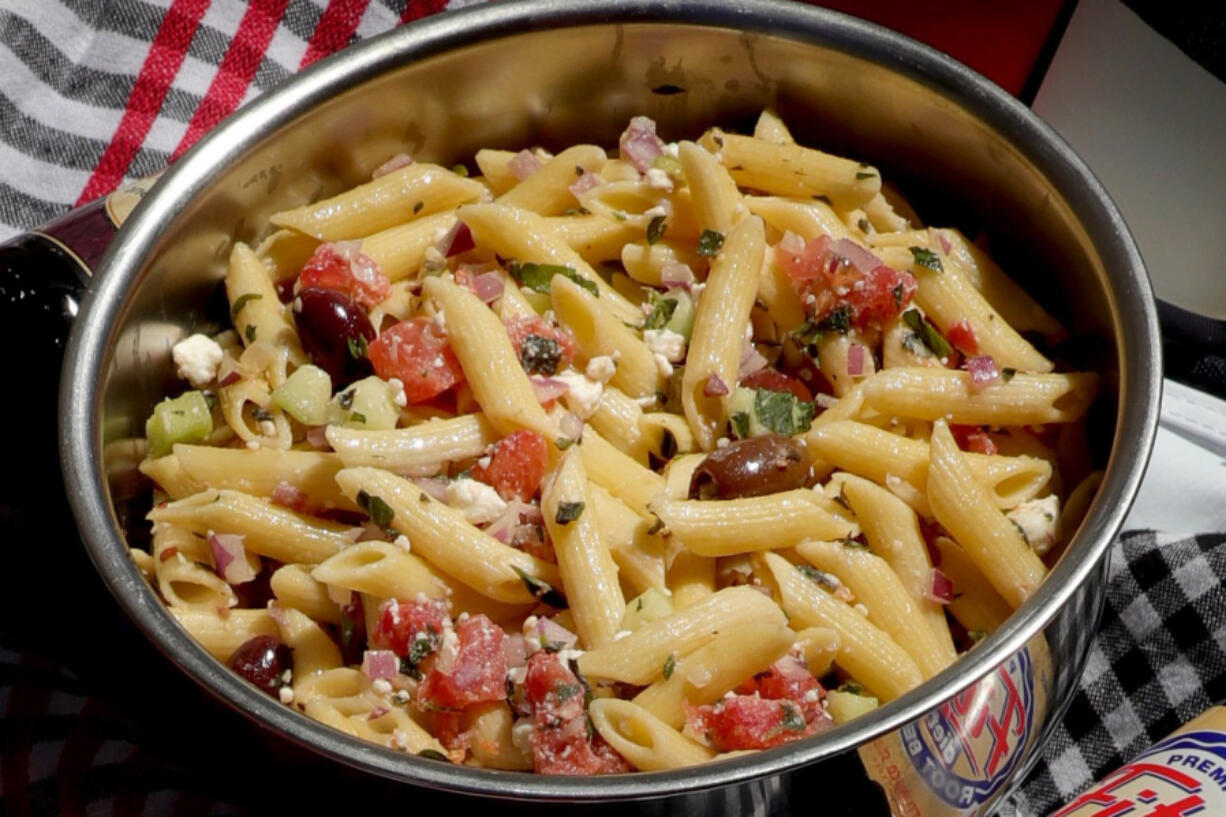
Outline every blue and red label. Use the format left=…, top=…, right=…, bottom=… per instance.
left=901, top=648, right=1036, bottom=809
left=1053, top=730, right=1226, bottom=817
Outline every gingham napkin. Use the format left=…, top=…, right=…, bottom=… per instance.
left=2, top=3, right=1223, bottom=816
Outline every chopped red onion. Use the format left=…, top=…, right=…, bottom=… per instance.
left=739, top=342, right=769, bottom=379
left=367, top=706, right=389, bottom=721
left=361, top=649, right=400, bottom=680
left=218, top=365, right=242, bottom=388
left=411, top=477, right=450, bottom=502
left=508, top=149, right=543, bottom=181
left=777, top=230, right=806, bottom=255
left=619, top=115, right=665, bottom=173
left=966, top=355, right=1001, bottom=392
left=533, top=617, right=578, bottom=651
left=503, top=633, right=528, bottom=669
left=486, top=498, right=531, bottom=543
left=847, top=343, right=866, bottom=376
left=435, top=220, right=474, bottom=257
left=372, top=152, right=414, bottom=178
left=568, top=171, right=604, bottom=199
left=209, top=533, right=256, bottom=585
left=924, top=568, right=955, bottom=604
left=931, top=228, right=952, bottom=255
left=305, top=425, right=330, bottom=450
left=660, top=263, right=695, bottom=288
left=469, top=271, right=505, bottom=304
left=559, top=412, right=584, bottom=441
left=829, top=237, right=882, bottom=275
left=356, top=522, right=387, bottom=543
left=271, top=481, right=309, bottom=513
left=530, top=376, right=569, bottom=404
left=703, top=373, right=730, bottom=397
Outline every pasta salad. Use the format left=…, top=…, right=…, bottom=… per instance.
left=137, top=110, right=1099, bottom=774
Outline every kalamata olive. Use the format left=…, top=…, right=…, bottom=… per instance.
left=292, top=286, right=375, bottom=386
left=228, top=635, right=294, bottom=696
left=688, top=434, right=809, bottom=500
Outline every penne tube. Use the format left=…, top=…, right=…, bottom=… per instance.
left=577, top=426, right=666, bottom=518
left=589, top=699, right=716, bottom=770
left=325, top=414, right=498, bottom=473
left=170, top=607, right=279, bottom=661
left=333, top=467, right=561, bottom=605
left=474, top=149, right=521, bottom=196
left=752, top=108, right=795, bottom=145
left=928, top=420, right=1048, bottom=609
left=590, top=485, right=667, bottom=594
left=932, top=536, right=1013, bottom=635
left=666, top=550, right=717, bottom=610
left=654, top=490, right=855, bottom=557
left=171, top=445, right=355, bottom=511
left=550, top=214, right=644, bottom=265
left=147, top=489, right=350, bottom=564
left=742, top=195, right=852, bottom=242
left=358, top=212, right=455, bottom=282
left=226, top=243, right=305, bottom=363
left=793, top=626, right=840, bottom=677
left=860, top=368, right=1098, bottom=426
left=272, top=604, right=342, bottom=678
left=677, top=141, right=742, bottom=234
left=270, top=564, right=344, bottom=625
left=271, top=163, right=486, bottom=240
left=497, top=144, right=607, bottom=215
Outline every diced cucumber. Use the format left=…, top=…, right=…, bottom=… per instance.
left=644, top=290, right=695, bottom=340
left=727, top=386, right=816, bottom=439
left=621, top=587, right=675, bottom=631
left=329, top=376, right=399, bottom=430
left=727, top=387, right=761, bottom=439
left=271, top=364, right=332, bottom=426
left=146, top=391, right=213, bottom=457
left=824, top=689, right=879, bottom=725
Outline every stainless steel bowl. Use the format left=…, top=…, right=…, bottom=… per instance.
left=58, top=1, right=1161, bottom=813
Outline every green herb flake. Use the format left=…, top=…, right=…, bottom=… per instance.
left=841, top=536, right=870, bottom=550
left=519, top=334, right=564, bottom=375
left=555, top=501, right=585, bottom=525
left=556, top=436, right=575, bottom=450
left=347, top=335, right=368, bottom=359
left=412, top=200, right=424, bottom=214
left=643, top=294, right=680, bottom=331
left=968, top=629, right=989, bottom=644
left=838, top=680, right=865, bottom=695
left=696, top=229, right=725, bottom=257
left=511, top=565, right=568, bottom=609
left=1001, top=367, right=1017, bottom=382
left=892, top=284, right=905, bottom=309
left=646, top=214, right=668, bottom=245
left=230, top=293, right=263, bottom=320
left=909, top=246, right=944, bottom=272
left=663, top=653, right=677, bottom=680
left=816, top=304, right=852, bottom=335
left=901, top=309, right=953, bottom=359
left=349, top=411, right=367, bottom=424
left=855, top=171, right=877, bottom=181
left=555, top=683, right=582, bottom=702
left=753, top=388, right=816, bottom=436
left=730, top=411, right=750, bottom=440
left=797, top=564, right=838, bottom=591
left=356, top=490, right=395, bottom=530
left=857, top=217, right=871, bottom=233
left=451, top=164, right=469, bottom=177
left=779, top=702, right=807, bottom=731
left=417, top=749, right=449, bottom=761
left=509, top=261, right=598, bottom=298
left=244, top=324, right=257, bottom=343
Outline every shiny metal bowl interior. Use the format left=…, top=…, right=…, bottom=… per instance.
left=61, top=0, right=1160, bottom=804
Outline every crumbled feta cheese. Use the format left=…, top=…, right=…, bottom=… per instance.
left=432, top=355, right=445, bottom=368
left=246, top=440, right=261, bottom=450
left=1007, top=495, right=1060, bottom=556
left=477, top=455, right=492, bottom=469
left=507, top=666, right=528, bottom=685
left=278, top=686, right=294, bottom=704
left=172, top=333, right=224, bottom=388
left=387, top=377, right=407, bottom=407
left=523, top=615, right=540, bottom=633
left=653, top=353, right=674, bottom=378
left=511, top=718, right=535, bottom=754
left=444, top=478, right=508, bottom=525
left=585, top=355, right=617, bottom=383
left=803, top=688, right=820, bottom=703
left=613, top=630, right=632, bottom=641
left=393, top=534, right=411, bottom=553
left=635, top=394, right=661, bottom=408
left=662, top=142, right=680, bottom=158
left=554, top=368, right=604, bottom=418
left=643, top=203, right=669, bottom=218
left=643, top=328, right=687, bottom=362
left=716, top=437, right=730, bottom=448
left=372, top=678, right=393, bottom=695
left=431, top=308, right=446, bottom=331
left=390, top=730, right=410, bottom=751
left=259, top=420, right=276, bottom=436
left=556, top=648, right=585, bottom=664
left=690, top=282, right=706, bottom=299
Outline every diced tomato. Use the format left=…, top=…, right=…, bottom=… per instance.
left=523, top=652, right=631, bottom=775
left=418, top=615, right=508, bottom=710
left=431, top=710, right=471, bottom=752
left=775, top=236, right=915, bottom=330
left=739, top=369, right=813, bottom=402
left=367, top=317, right=465, bottom=403
left=472, top=430, right=550, bottom=501
left=370, top=597, right=450, bottom=656
left=686, top=694, right=831, bottom=751
left=946, top=319, right=979, bottom=355
left=298, top=243, right=390, bottom=310
left=950, top=424, right=999, bottom=456
left=504, top=316, right=576, bottom=376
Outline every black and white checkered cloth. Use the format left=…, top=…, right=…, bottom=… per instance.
left=999, top=530, right=1226, bottom=816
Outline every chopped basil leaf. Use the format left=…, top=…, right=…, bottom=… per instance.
left=417, top=749, right=449, bottom=761
left=730, top=411, right=750, bottom=440
left=511, top=565, right=568, bottom=609
left=643, top=295, right=679, bottom=331
left=347, top=335, right=367, bottom=359
left=901, top=309, right=953, bottom=359
left=412, top=200, right=424, bottom=214
left=1001, top=367, right=1017, bottom=382
left=857, top=217, right=871, bottom=233
left=349, top=411, right=367, bottom=424
left=854, top=171, right=877, bottom=181
left=909, top=246, right=943, bottom=272
left=647, top=215, right=668, bottom=245
left=451, top=164, right=469, bottom=177
left=555, top=683, right=582, bottom=702
left=696, top=229, right=724, bottom=257
left=555, top=501, right=585, bottom=525
left=230, top=293, right=263, bottom=319
left=356, top=490, right=395, bottom=530
left=753, top=388, right=816, bottom=436
left=797, top=564, right=838, bottom=590
left=838, top=680, right=864, bottom=695
left=968, top=629, right=988, bottom=644
left=244, top=324, right=257, bottom=342
left=818, top=304, right=853, bottom=334
left=647, top=515, right=666, bottom=535
left=519, top=334, right=563, bottom=375
left=663, top=653, right=676, bottom=680
left=509, top=261, right=598, bottom=298
left=779, top=701, right=807, bottom=731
